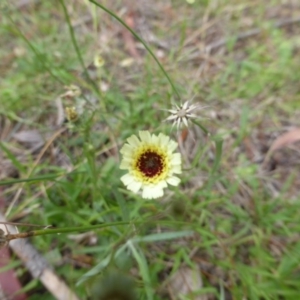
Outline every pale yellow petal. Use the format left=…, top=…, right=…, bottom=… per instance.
left=127, top=134, right=141, bottom=148
left=127, top=181, right=142, bottom=193
left=170, top=165, right=182, bottom=174
left=156, top=180, right=168, bottom=189
left=121, top=173, right=135, bottom=185
left=142, top=185, right=164, bottom=199
left=166, top=176, right=181, bottom=186
left=120, top=144, right=134, bottom=156
left=139, top=131, right=152, bottom=143
left=167, top=140, right=178, bottom=153
left=151, top=134, right=159, bottom=145
left=171, top=153, right=182, bottom=165
left=158, top=133, right=170, bottom=147
left=120, top=159, right=132, bottom=169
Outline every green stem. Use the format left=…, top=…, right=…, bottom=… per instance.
left=88, top=0, right=180, bottom=99
left=205, top=139, right=223, bottom=189
left=0, top=173, right=65, bottom=186
left=7, top=221, right=132, bottom=241
left=7, top=220, right=194, bottom=241
left=191, top=119, right=209, bottom=135
left=7, top=15, right=64, bottom=84
left=59, top=0, right=98, bottom=92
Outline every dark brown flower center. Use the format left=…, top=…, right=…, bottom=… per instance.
left=136, top=151, right=164, bottom=178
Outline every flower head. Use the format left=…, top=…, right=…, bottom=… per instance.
left=62, top=84, right=81, bottom=98
left=165, top=100, right=204, bottom=129
left=65, top=106, right=78, bottom=122
left=94, top=54, right=105, bottom=68
left=120, top=131, right=181, bottom=199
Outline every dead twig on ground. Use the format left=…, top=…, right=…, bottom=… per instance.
left=206, top=16, right=300, bottom=53
left=0, top=213, right=80, bottom=300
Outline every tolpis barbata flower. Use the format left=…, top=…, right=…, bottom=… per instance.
left=120, top=131, right=182, bottom=199
left=165, top=100, right=204, bottom=129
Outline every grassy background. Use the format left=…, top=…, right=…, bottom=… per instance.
left=1, top=0, right=300, bottom=299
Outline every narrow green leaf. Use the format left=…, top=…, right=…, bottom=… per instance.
left=211, top=139, right=223, bottom=175
left=76, top=244, right=127, bottom=285
left=0, top=173, right=62, bottom=186
left=132, top=230, right=194, bottom=243
left=114, top=190, right=129, bottom=222
left=191, top=119, right=209, bottom=135
left=0, top=142, right=25, bottom=173
left=128, top=241, right=153, bottom=300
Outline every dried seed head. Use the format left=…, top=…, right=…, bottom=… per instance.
left=62, top=85, right=81, bottom=99
left=65, top=106, right=79, bottom=122
left=164, top=100, right=206, bottom=130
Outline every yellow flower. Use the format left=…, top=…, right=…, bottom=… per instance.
left=120, top=131, right=181, bottom=199
left=94, top=54, right=105, bottom=68
left=65, top=106, right=78, bottom=122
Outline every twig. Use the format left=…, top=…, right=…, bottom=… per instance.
left=15, top=0, right=40, bottom=9
left=184, top=16, right=300, bottom=61
left=206, top=16, right=300, bottom=53
left=0, top=221, right=50, bottom=227
left=0, top=213, right=80, bottom=300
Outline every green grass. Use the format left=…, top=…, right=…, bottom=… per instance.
left=1, top=0, right=300, bottom=299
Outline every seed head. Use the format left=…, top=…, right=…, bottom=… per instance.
left=164, top=100, right=205, bottom=130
